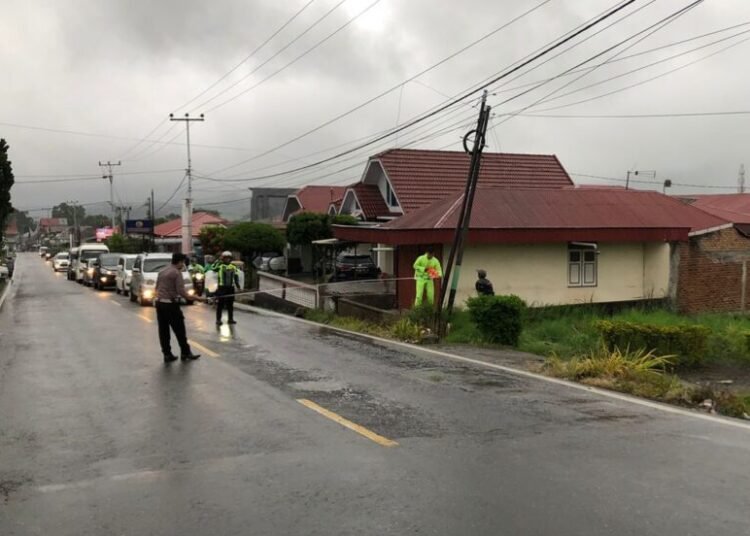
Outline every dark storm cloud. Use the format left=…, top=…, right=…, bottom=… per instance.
left=4, top=0, right=750, bottom=216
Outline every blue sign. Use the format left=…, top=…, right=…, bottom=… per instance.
left=125, top=219, right=153, bottom=234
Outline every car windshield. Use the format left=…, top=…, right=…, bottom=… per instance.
left=339, top=255, right=373, bottom=262
left=143, top=259, right=170, bottom=273
left=81, top=250, right=106, bottom=260
left=55, top=253, right=69, bottom=259
left=125, top=258, right=135, bottom=269
left=99, top=254, right=119, bottom=266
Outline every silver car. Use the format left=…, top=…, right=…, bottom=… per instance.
left=114, top=254, right=138, bottom=296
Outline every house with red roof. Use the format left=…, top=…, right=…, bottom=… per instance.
left=335, top=183, right=729, bottom=310
left=336, top=148, right=573, bottom=221
left=282, top=185, right=349, bottom=222
left=38, top=217, right=68, bottom=235
left=154, top=212, right=228, bottom=252
left=669, top=193, right=750, bottom=313
left=4, top=215, right=19, bottom=250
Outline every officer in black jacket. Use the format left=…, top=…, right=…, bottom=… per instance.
left=475, top=269, right=495, bottom=296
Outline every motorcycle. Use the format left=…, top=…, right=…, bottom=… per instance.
left=191, top=270, right=206, bottom=296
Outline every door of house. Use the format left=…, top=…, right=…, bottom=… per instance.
left=394, top=244, right=443, bottom=310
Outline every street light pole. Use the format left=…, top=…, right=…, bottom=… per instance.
left=169, top=113, right=204, bottom=255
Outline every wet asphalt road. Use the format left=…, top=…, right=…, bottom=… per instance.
left=1, top=253, right=749, bottom=535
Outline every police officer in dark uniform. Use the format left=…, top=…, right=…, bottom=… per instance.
left=475, top=269, right=495, bottom=296
left=215, top=251, right=240, bottom=326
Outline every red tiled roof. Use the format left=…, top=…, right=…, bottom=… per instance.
left=374, top=148, right=573, bottom=213
left=154, top=212, right=228, bottom=238
left=4, top=216, right=18, bottom=236
left=334, top=189, right=728, bottom=246
left=352, top=183, right=390, bottom=219
left=39, top=217, right=68, bottom=227
left=296, top=185, right=348, bottom=213
left=383, top=188, right=727, bottom=232
left=679, top=194, right=750, bottom=224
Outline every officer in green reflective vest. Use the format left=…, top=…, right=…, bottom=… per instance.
left=215, top=251, right=240, bottom=326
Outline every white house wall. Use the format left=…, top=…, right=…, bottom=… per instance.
left=447, top=242, right=671, bottom=308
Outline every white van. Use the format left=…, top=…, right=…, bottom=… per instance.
left=75, top=244, right=109, bottom=283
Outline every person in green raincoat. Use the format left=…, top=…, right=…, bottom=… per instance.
left=413, top=247, right=442, bottom=306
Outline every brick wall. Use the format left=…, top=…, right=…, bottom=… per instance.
left=676, top=226, right=750, bottom=314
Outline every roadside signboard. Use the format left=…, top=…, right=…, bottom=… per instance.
left=125, top=219, right=153, bottom=234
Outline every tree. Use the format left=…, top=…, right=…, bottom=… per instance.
left=52, top=202, right=86, bottom=224
left=13, top=210, right=35, bottom=234
left=286, top=212, right=359, bottom=246
left=82, top=214, right=110, bottom=228
left=105, top=233, right=144, bottom=253
left=331, top=214, right=359, bottom=226
left=287, top=212, right=330, bottom=246
left=155, top=213, right=180, bottom=225
left=194, top=207, right=222, bottom=217
left=224, top=222, right=285, bottom=262
left=0, top=139, right=15, bottom=243
left=199, top=225, right=227, bottom=256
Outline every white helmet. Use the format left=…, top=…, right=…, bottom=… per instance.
left=221, top=251, right=232, bottom=259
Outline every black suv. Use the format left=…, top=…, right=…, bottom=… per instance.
left=91, top=253, right=122, bottom=290
left=333, top=253, right=380, bottom=281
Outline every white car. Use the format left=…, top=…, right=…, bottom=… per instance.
left=129, top=253, right=194, bottom=306
left=52, top=252, right=70, bottom=272
left=114, top=254, right=138, bottom=296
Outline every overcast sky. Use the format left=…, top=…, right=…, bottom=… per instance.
left=4, top=0, right=750, bottom=218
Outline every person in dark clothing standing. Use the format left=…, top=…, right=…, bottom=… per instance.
left=155, top=253, right=204, bottom=364
left=215, top=250, right=240, bottom=326
left=475, top=269, right=495, bottom=296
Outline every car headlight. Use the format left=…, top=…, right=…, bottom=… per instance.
left=194, top=273, right=204, bottom=280
left=87, top=268, right=94, bottom=276
left=142, top=289, right=154, bottom=299
left=100, top=277, right=107, bottom=282
left=102, top=269, right=113, bottom=275
left=187, top=288, right=195, bottom=296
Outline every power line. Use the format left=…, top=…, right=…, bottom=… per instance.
left=571, top=172, right=737, bottom=190
left=206, top=0, right=639, bottom=181
left=530, top=33, right=750, bottom=114
left=203, top=0, right=384, bottom=113
left=516, top=110, right=750, bottom=119
left=156, top=173, right=188, bottom=213
left=194, top=0, right=352, bottom=111
left=181, top=0, right=318, bottom=112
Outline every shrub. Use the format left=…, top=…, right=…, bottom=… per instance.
left=594, top=320, right=710, bottom=368
left=407, top=303, right=436, bottom=328
left=390, top=319, right=422, bottom=343
left=466, top=294, right=526, bottom=346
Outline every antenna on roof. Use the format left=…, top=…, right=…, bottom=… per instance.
left=739, top=164, right=745, bottom=194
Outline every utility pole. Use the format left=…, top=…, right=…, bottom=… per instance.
left=739, top=164, right=745, bottom=194
left=99, top=161, right=121, bottom=229
left=67, top=200, right=79, bottom=248
left=169, top=113, right=204, bottom=255
left=437, top=90, right=492, bottom=336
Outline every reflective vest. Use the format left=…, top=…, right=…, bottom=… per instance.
left=216, top=262, right=239, bottom=288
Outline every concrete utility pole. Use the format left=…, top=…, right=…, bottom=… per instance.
left=438, top=89, right=492, bottom=336
left=169, top=113, right=204, bottom=255
left=99, top=161, right=121, bottom=229
left=739, top=164, right=745, bottom=193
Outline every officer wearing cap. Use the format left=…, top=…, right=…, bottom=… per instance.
left=475, top=269, right=495, bottom=296
left=215, top=251, right=240, bottom=326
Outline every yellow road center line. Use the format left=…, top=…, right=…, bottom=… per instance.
left=188, top=340, right=219, bottom=358
left=296, top=399, right=398, bottom=448
left=138, top=315, right=153, bottom=324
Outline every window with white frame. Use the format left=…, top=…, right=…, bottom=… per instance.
left=385, top=180, right=398, bottom=208
left=568, top=247, right=597, bottom=287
